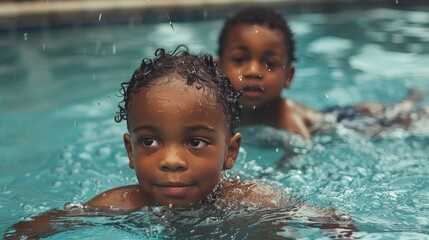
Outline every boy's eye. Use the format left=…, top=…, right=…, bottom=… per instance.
left=139, top=137, right=160, bottom=148
left=231, top=56, right=246, bottom=64
left=187, top=138, right=208, bottom=149
left=264, top=61, right=279, bottom=69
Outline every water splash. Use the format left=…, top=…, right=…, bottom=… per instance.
left=166, top=13, right=174, bottom=31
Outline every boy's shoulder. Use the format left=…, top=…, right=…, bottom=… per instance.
left=218, top=180, right=290, bottom=208
left=283, top=98, right=325, bottom=125
left=86, top=185, right=146, bottom=211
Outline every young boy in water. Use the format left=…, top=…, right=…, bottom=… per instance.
left=6, top=46, right=356, bottom=239
left=217, top=7, right=425, bottom=139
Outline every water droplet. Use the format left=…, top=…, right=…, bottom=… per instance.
left=166, top=13, right=174, bottom=31
left=122, top=191, right=129, bottom=199
left=53, top=180, right=61, bottom=187
left=255, top=30, right=259, bottom=34
left=42, top=43, right=46, bottom=50
left=238, top=75, right=243, bottom=81
left=168, top=204, right=173, bottom=208
left=395, top=0, right=398, bottom=3
left=23, top=33, right=28, bottom=40
left=102, top=193, right=106, bottom=197
left=27, top=131, right=30, bottom=136
left=112, top=44, right=116, bottom=55
left=253, top=106, right=256, bottom=109
left=99, top=12, right=102, bottom=21
left=275, top=148, right=279, bottom=152
left=325, top=93, right=330, bottom=99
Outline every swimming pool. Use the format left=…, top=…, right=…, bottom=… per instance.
left=1, top=4, right=429, bottom=239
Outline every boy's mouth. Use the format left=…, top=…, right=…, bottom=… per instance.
left=156, top=182, right=194, bottom=198
left=241, top=86, right=264, bottom=98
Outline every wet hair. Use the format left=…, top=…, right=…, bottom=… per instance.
left=115, top=45, right=241, bottom=134
left=217, top=7, right=297, bottom=64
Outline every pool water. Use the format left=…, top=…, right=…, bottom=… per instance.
left=1, top=5, right=429, bottom=239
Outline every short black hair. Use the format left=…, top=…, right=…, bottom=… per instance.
left=217, top=7, right=297, bottom=64
left=115, top=45, right=241, bottom=134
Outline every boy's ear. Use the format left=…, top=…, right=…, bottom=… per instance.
left=123, top=133, right=134, bottom=169
left=223, top=133, right=241, bottom=170
left=283, top=65, right=295, bottom=89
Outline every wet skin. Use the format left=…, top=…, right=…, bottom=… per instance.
left=118, top=78, right=241, bottom=207
left=219, top=24, right=294, bottom=110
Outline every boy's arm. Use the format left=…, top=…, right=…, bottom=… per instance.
left=223, top=181, right=356, bottom=237
left=4, top=205, right=93, bottom=240
left=4, top=185, right=139, bottom=240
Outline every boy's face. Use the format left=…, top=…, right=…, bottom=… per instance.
left=219, top=24, right=295, bottom=109
left=123, top=78, right=241, bottom=206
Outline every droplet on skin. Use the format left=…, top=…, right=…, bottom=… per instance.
left=168, top=204, right=173, bottom=208
left=238, top=75, right=243, bottom=81
left=122, top=191, right=129, bottom=199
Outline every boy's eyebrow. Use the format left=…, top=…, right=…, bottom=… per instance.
left=262, top=50, right=283, bottom=57
left=133, top=125, right=158, bottom=133
left=132, top=125, right=217, bottom=134
left=184, top=125, right=217, bottom=133
left=231, top=45, right=249, bottom=52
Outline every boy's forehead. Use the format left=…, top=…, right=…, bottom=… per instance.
left=228, top=24, right=286, bottom=43
left=131, top=78, right=220, bottom=112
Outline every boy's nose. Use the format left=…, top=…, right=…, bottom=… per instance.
left=159, top=148, right=188, bottom=172
left=244, top=60, right=263, bottom=80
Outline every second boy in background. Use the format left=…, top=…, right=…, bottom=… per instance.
left=217, top=7, right=325, bottom=140
left=217, top=7, right=425, bottom=140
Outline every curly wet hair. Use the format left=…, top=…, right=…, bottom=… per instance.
left=217, top=7, right=297, bottom=64
left=115, top=45, right=241, bottom=134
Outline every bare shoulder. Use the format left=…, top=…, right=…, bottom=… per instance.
left=285, top=99, right=324, bottom=120
left=218, top=180, right=290, bottom=208
left=86, top=185, right=146, bottom=211
left=284, top=98, right=325, bottom=128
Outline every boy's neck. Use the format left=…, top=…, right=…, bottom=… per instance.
left=240, top=98, right=284, bottom=127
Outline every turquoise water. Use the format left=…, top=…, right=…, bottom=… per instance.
left=1, top=5, right=429, bottom=239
